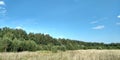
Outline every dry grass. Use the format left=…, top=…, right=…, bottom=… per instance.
left=0, top=50, right=120, bottom=60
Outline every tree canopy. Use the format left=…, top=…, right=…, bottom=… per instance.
left=0, top=27, right=120, bottom=52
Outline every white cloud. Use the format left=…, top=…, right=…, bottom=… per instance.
left=116, top=22, right=120, bottom=25
left=117, top=15, right=120, bottom=19
left=92, top=25, right=105, bottom=30
left=0, top=7, right=5, bottom=9
left=0, top=8, right=7, bottom=16
left=55, top=35, right=65, bottom=39
left=90, top=21, right=98, bottom=24
left=16, top=26, right=23, bottom=29
left=90, top=17, right=108, bottom=24
left=0, top=8, right=7, bottom=13
left=0, top=1, right=5, bottom=5
left=0, top=1, right=7, bottom=17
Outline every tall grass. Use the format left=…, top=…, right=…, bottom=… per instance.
left=0, top=50, right=120, bottom=60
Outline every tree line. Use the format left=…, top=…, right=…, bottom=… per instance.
left=0, top=27, right=120, bottom=52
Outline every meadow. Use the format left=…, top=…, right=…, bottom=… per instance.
left=0, top=50, right=120, bottom=60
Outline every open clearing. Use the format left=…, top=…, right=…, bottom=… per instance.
left=0, top=50, right=120, bottom=60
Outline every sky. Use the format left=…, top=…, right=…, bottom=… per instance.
left=0, top=0, right=120, bottom=43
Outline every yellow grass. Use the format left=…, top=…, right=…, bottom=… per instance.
left=0, top=50, right=120, bottom=60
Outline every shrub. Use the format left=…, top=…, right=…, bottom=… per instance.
left=51, top=46, right=58, bottom=53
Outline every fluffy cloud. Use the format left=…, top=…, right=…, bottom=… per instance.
left=90, top=21, right=98, bottom=24
left=0, top=1, right=7, bottom=17
left=0, top=7, right=7, bottom=17
left=117, top=15, right=120, bottom=19
left=90, top=17, right=108, bottom=24
left=16, top=26, right=23, bottom=29
left=0, top=1, right=5, bottom=6
left=92, top=25, right=105, bottom=30
left=0, top=7, right=7, bottom=13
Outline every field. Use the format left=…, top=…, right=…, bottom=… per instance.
left=0, top=50, right=120, bottom=60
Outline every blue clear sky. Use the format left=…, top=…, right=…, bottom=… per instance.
left=0, top=0, right=120, bottom=43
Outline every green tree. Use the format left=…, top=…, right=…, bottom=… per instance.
left=19, top=40, right=37, bottom=51
left=11, top=39, right=21, bottom=52
left=0, top=38, right=12, bottom=52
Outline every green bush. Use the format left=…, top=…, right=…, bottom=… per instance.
left=0, top=38, right=12, bottom=52
left=19, top=40, right=37, bottom=51
left=58, top=46, right=66, bottom=51
left=51, top=46, right=58, bottom=53
left=11, top=39, right=21, bottom=52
